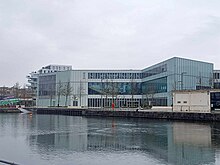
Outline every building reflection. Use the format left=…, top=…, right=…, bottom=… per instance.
left=28, top=116, right=217, bottom=165
left=28, top=115, right=88, bottom=152
left=168, top=122, right=214, bottom=165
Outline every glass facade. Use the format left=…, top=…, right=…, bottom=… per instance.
left=142, top=77, right=167, bottom=94
left=39, top=75, right=56, bottom=97
left=169, top=58, right=213, bottom=90
left=88, top=82, right=142, bottom=95
left=142, top=64, right=167, bottom=78
left=141, top=57, right=213, bottom=106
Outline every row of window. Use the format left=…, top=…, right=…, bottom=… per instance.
left=142, top=64, right=167, bottom=79
left=39, top=75, right=56, bottom=83
left=38, top=77, right=168, bottom=96
left=177, top=101, right=187, bottom=104
left=88, top=98, right=141, bottom=107
left=88, top=65, right=167, bottom=80
left=87, top=97, right=167, bottom=107
left=44, top=65, right=71, bottom=70
left=39, top=90, right=56, bottom=96
left=39, top=70, right=58, bottom=74
left=88, top=72, right=142, bottom=79
left=214, top=72, right=220, bottom=79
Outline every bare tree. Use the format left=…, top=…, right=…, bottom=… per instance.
left=63, top=81, right=73, bottom=106
left=21, top=84, right=27, bottom=98
left=78, top=80, right=87, bottom=107
left=146, top=83, right=156, bottom=107
left=13, top=82, right=21, bottom=98
left=20, top=84, right=27, bottom=106
left=0, top=86, right=7, bottom=97
left=57, top=81, right=63, bottom=107
left=142, top=83, right=156, bottom=108
left=49, top=84, right=55, bottom=107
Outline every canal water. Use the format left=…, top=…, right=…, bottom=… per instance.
left=0, top=114, right=220, bottom=165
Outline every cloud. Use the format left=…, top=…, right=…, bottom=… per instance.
left=0, top=0, right=220, bottom=86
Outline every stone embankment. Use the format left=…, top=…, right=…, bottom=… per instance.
left=30, top=107, right=220, bottom=122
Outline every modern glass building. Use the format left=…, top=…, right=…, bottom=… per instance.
left=36, top=57, right=213, bottom=107
left=142, top=57, right=213, bottom=105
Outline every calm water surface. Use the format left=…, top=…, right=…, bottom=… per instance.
left=1, top=113, right=220, bottom=165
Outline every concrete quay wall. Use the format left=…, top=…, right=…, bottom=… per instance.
left=34, top=108, right=220, bottom=122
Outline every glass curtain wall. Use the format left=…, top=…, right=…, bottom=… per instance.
left=172, top=58, right=213, bottom=90
left=38, top=75, right=56, bottom=97
left=88, top=82, right=142, bottom=95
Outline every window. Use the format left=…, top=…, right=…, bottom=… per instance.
left=73, top=101, right=78, bottom=106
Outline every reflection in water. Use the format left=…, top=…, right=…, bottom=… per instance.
left=0, top=114, right=220, bottom=165
left=168, top=123, right=214, bottom=165
left=29, top=115, right=87, bottom=152
left=28, top=116, right=216, bottom=165
left=172, top=123, right=211, bottom=146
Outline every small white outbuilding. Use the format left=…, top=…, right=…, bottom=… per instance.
left=172, top=90, right=220, bottom=113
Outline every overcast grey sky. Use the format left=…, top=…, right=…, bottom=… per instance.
left=1, top=0, right=220, bottom=86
